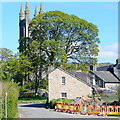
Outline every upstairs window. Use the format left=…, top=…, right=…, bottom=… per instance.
left=61, top=77, right=66, bottom=85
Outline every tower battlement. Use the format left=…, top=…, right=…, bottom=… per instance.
left=19, top=2, right=43, bottom=39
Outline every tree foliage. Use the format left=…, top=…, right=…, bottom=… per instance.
left=0, top=48, right=14, bottom=61
left=1, top=48, right=32, bottom=87
left=29, top=11, right=100, bottom=65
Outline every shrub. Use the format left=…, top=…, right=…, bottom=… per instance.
left=48, top=98, right=75, bottom=109
left=48, top=99, right=58, bottom=109
left=2, top=81, right=19, bottom=118
left=20, top=88, right=30, bottom=93
left=62, top=98, right=75, bottom=103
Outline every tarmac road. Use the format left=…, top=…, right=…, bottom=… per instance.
left=18, top=104, right=120, bottom=120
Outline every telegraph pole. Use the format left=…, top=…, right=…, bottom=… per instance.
left=5, top=92, right=7, bottom=119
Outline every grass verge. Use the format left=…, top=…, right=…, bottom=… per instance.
left=101, top=95, right=119, bottom=102
left=18, top=96, right=47, bottom=104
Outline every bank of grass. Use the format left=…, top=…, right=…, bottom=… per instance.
left=2, top=81, right=19, bottom=118
left=18, top=96, right=47, bottom=104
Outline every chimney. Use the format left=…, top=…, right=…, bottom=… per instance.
left=90, top=65, right=97, bottom=71
left=116, top=59, right=120, bottom=65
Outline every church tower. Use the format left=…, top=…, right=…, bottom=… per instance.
left=19, top=2, right=30, bottom=39
left=19, top=2, right=30, bottom=52
left=19, top=2, right=44, bottom=52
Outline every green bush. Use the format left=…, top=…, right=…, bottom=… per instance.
left=48, top=98, right=75, bottom=109
left=19, top=88, right=30, bottom=93
left=2, top=81, right=19, bottom=118
left=62, top=98, right=75, bottom=103
left=48, top=99, right=62, bottom=109
left=23, top=81, right=36, bottom=90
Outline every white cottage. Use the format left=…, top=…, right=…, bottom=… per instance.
left=48, top=68, right=92, bottom=102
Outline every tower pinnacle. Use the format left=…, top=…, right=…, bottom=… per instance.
left=25, top=2, right=30, bottom=21
left=39, top=3, right=44, bottom=14
left=25, top=2, right=30, bottom=14
left=19, top=4, right=24, bottom=20
left=34, top=6, right=38, bottom=17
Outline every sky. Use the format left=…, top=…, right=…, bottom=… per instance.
left=1, top=1, right=119, bottom=64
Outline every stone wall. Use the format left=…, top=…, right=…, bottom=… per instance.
left=105, top=83, right=120, bottom=90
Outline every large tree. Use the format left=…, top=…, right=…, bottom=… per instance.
left=29, top=11, right=100, bottom=65
left=18, top=10, right=100, bottom=93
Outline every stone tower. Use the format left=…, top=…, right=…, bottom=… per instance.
left=19, top=2, right=43, bottom=52
left=19, top=4, right=25, bottom=38
left=19, top=2, right=30, bottom=39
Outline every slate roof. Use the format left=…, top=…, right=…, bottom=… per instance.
left=68, top=71, right=91, bottom=85
left=97, top=65, right=110, bottom=71
left=90, top=71, right=120, bottom=83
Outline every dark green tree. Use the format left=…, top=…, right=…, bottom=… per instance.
left=16, top=54, right=32, bottom=86
left=1, top=48, right=32, bottom=87
left=25, top=40, right=46, bottom=94
left=0, top=48, right=18, bottom=80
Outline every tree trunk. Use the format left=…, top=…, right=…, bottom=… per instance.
left=35, top=70, right=38, bottom=96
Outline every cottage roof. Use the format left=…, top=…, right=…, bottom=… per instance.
left=90, top=71, right=119, bottom=83
left=68, top=71, right=91, bottom=85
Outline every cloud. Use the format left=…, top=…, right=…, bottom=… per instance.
left=97, top=43, right=118, bottom=62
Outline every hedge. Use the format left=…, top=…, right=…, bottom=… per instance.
left=1, top=81, right=19, bottom=118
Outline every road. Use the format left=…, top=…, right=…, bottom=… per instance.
left=18, top=104, right=120, bottom=119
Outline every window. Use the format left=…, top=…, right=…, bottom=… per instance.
left=61, top=93, right=67, bottom=98
left=61, top=77, right=66, bottom=85
left=76, top=97, right=81, bottom=99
